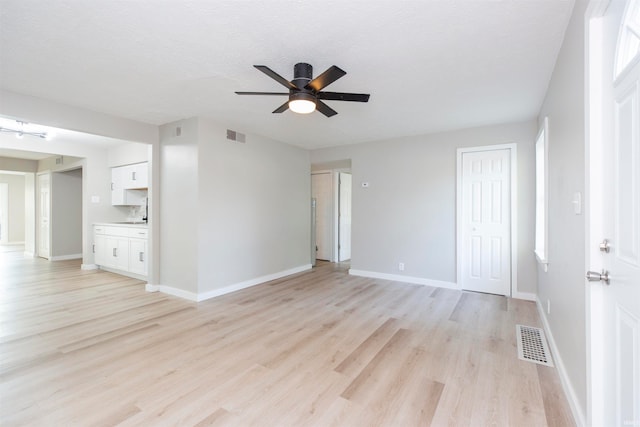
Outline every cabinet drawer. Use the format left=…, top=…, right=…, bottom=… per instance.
left=129, top=228, right=148, bottom=238
left=105, top=226, right=130, bottom=237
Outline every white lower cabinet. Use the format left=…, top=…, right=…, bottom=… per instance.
left=94, top=224, right=148, bottom=278
left=129, top=238, right=147, bottom=275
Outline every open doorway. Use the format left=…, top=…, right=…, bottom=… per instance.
left=0, top=172, right=28, bottom=251
left=311, top=160, right=352, bottom=264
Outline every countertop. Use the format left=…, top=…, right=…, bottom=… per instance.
left=94, top=222, right=148, bottom=228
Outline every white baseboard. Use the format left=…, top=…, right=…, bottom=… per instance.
left=154, top=285, right=198, bottom=301
left=145, top=283, right=159, bottom=292
left=512, top=291, right=536, bottom=301
left=196, top=264, right=312, bottom=302
left=148, top=264, right=313, bottom=302
left=50, top=253, right=82, bottom=261
left=535, top=297, right=585, bottom=427
left=81, top=263, right=98, bottom=270
left=0, top=241, right=25, bottom=246
left=23, top=251, right=35, bottom=258
left=348, top=269, right=459, bottom=290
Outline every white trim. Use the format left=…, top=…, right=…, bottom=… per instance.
left=149, top=264, right=313, bottom=302
left=81, top=263, right=98, bottom=270
left=95, top=265, right=148, bottom=281
left=153, top=285, right=198, bottom=302
left=196, top=264, right=312, bottom=302
left=536, top=297, right=585, bottom=427
left=456, top=143, right=518, bottom=297
left=585, top=2, right=609, bottom=426
left=23, top=251, right=35, bottom=257
left=50, top=253, right=83, bottom=261
left=0, top=241, right=25, bottom=246
left=535, top=118, right=550, bottom=265
left=512, top=291, right=537, bottom=302
left=348, top=269, right=459, bottom=290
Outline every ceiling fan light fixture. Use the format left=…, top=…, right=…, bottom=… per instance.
left=288, top=92, right=316, bottom=114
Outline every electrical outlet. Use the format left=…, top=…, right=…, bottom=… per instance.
left=398, top=262, right=405, bottom=271
left=547, top=299, right=551, bottom=315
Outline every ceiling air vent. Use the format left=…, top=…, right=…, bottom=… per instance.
left=226, top=129, right=246, bottom=143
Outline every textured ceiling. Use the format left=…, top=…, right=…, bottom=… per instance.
left=0, top=0, right=574, bottom=149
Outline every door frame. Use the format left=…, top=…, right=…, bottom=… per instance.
left=456, top=143, right=518, bottom=297
left=36, top=171, right=51, bottom=259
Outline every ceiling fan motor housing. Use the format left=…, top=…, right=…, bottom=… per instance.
left=293, top=63, right=313, bottom=90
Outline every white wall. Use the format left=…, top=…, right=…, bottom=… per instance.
left=197, top=118, right=311, bottom=293
left=0, top=157, right=37, bottom=173
left=51, top=169, right=82, bottom=258
left=0, top=173, right=26, bottom=243
left=536, top=0, right=587, bottom=421
left=311, top=120, right=538, bottom=294
left=157, top=117, right=311, bottom=298
left=159, top=118, right=199, bottom=293
left=108, top=142, right=149, bottom=167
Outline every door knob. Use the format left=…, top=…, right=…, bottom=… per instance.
left=586, top=269, right=610, bottom=285
left=599, top=239, right=610, bottom=253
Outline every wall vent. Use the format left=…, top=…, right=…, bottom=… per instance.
left=227, top=129, right=246, bottom=143
left=516, top=325, right=554, bottom=366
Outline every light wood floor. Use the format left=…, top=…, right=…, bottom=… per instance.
left=0, top=253, right=574, bottom=426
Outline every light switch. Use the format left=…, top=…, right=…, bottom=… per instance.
left=572, top=192, right=582, bottom=215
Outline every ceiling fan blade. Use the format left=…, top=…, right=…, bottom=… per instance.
left=315, top=100, right=338, bottom=117
left=272, top=101, right=290, bottom=114
left=305, top=66, right=346, bottom=92
left=235, top=91, right=289, bottom=96
left=254, top=65, right=298, bottom=90
left=317, top=92, right=370, bottom=102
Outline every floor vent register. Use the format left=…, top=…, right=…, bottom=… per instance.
left=516, top=325, right=554, bottom=367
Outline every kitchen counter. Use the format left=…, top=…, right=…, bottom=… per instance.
left=94, top=222, right=148, bottom=228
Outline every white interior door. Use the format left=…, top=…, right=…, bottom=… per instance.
left=312, top=172, right=332, bottom=261
left=589, top=1, right=640, bottom=424
left=38, top=173, right=50, bottom=259
left=338, top=172, right=352, bottom=261
left=0, top=183, right=8, bottom=245
left=460, top=149, right=511, bottom=296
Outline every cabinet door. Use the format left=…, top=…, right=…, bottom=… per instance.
left=129, top=238, right=147, bottom=275
left=130, top=163, right=148, bottom=189
left=105, top=236, right=129, bottom=270
left=111, top=166, right=127, bottom=190
left=94, top=234, right=106, bottom=266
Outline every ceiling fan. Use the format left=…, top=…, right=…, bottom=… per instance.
left=235, top=63, right=370, bottom=117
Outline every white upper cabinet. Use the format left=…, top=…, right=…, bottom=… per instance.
left=111, top=162, right=148, bottom=206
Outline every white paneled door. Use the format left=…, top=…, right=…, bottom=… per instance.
left=589, top=0, right=640, bottom=424
left=312, top=172, right=332, bottom=261
left=460, top=149, right=511, bottom=296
